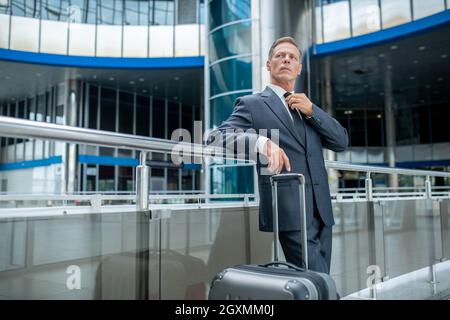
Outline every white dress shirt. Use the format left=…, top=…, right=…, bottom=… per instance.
left=254, top=84, right=296, bottom=154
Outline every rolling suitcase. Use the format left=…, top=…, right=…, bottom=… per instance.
left=208, top=173, right=338, bottom=300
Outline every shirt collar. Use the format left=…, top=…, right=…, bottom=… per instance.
left=267, top=84, right=294, bottom=100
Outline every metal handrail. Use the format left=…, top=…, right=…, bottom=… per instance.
left=1, top=116, right=450, bottom=178
left=325, top=160, right=450, bottom=178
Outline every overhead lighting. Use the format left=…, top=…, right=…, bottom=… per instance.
left=10, top=97, right=16, bottom=101
left=347, top=59, right=352, bottom=64
left=341, top=74, right=347, bottom=78
left=377, top=114, right=382, bottom=119
left=442, top=54, right=448, bottom=59
left=142, top=89, right=148, bottom=93
left=109, top=77, right=115, bottom=81
left=378, top=53, right=385, bottom=58
left=35, top=73, right=42, bottom=77
left=92, top=75, right=97, bottom=79
left=418, top=46, right=426, bottom=51
left=413, top=60, right=419, bottom=64
left=409, top=76, right=415, bottom=80
left=390, top=45, right=398, bottom=50
left=129, top=81, right=135, bottom=85
left=173, top=96, right=178, bottom=100
left=437, top=77, right=444, bottom=81
left=174, top=76, right=180, bottom=81
left=425, top=84, right=431, bottom=89
left=139, top=78, right=145, bottom=82
left=387, top=65, right=392, bottom=70
left=344, top=110, right=353, bottom=115
left=154, top=86, right=159, bottom=90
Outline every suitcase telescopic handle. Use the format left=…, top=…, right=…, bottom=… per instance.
left=270, top=173, right=305, bottom=184
left=270, top=173, right=308, bottom=271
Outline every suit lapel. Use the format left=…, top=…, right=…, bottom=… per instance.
left=261, top=87, right=305, bottom=149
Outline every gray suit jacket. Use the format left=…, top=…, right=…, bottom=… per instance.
left=210, top=86, right=348, bottom=232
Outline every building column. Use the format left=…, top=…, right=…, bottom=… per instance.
left=384, top=72, right=398, bottom=188
left=63, top=79, right=80, bottom=193
left=256, top=0, right=314, bottom=94
left=321, top=58, right=339, bottom=194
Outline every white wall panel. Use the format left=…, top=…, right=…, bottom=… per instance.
left=123, top=26, right=148, bottom=57
left=10, top=16, right=39, bottom=52
left=69, top=23, right=96, bottom=56
left=0, top=14, right=10, bottom=49
left=96, top=25, right=122, bottom=57
left=175, top=24, right=199, bottom=57
left=40, top=20, right=68, bottom=55
left=149, top=25, right=174, bottom=57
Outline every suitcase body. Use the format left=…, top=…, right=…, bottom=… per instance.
left=208, top=173, right=338, bottom=300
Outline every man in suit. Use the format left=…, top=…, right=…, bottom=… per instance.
left=209, top=36, right=348, bottom=275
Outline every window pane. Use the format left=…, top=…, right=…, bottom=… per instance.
left=351, top=0, right=381, bottom=36
left=151, top=0, right=174, bottom=25
left=366, top=110, right=384, bottom=146
left=209, top=22, right=251, bottom=62
left=323, top=0, right=351, bottom=42
left=86, top=0, right=97, bottom=24
left=177, top=0, right=197, bottom=24
left=210, top=57, right=252, bottom=96
left=412, top=0, right=444, bottom=20
left=100, top=87, right=116, bottom=132
left=11, top=0, right=25, bottom=17
left=411, top=105, right=431, bottom=144
left=346, top=110, right=365, bottom=146
left=88, top=85, right=98, bottom=129
left=136, top=95, right=150, bottom=136
left=36, top=94, right=45, bottom=122
left=381, top=0, right=411, bottom=29
left=152, top=98, right=165, bottom=138
left=430, top=103, right=450, bottom=143
left=167, top=101, right=179, bottom=139
left=181, top=103, right=193, bottom=134
left=98, top=165, right=115, bottom=191
left=139, top=0, right=149, bottom=25
left=167, top=168, right=179, bottom=190
left=182, top=171, right=193, bottom=190
left=124, top=0, right=138, bottom=25
left=118, top=166, right=133, bottom=191
left=119, top=92, right=133, bottom=134
left=396, top=108, right=412, bottom=145
left=209, top=0, right=250, bottom=30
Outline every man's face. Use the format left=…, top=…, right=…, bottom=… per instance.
left=266, top=42, right=302, bottom=83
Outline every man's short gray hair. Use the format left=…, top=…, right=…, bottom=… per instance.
left=268, top=36, right=302, bottom=60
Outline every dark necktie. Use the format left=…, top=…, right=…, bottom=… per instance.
left=284, top=92, right=306, bottom=144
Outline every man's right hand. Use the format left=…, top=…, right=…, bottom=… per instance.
left=263, top=139, right=291, bottom=174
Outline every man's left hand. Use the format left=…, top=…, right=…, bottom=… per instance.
left=285, top=93, right=314, bottom=117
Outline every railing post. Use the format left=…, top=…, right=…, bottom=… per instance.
left=135, top=151, right=150, bottom=300
left=136, top=151, right=149, bottom=212
left=379, top=200, right=389, bottom=282
left=425, top=176, right=440, bottom=285
left=425, top=176, right=432, bottom=200
left=365, top=172, right=373, bottom=202
left=439, top=199, right=449, bottom=262
left=365, top=172, right=378, bottom=299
